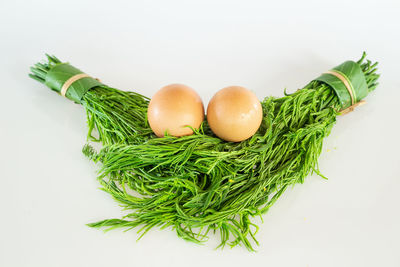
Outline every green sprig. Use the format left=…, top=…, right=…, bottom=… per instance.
left=30, top=54, right=152, bottom=145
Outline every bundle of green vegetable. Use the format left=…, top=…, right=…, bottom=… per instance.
left=30, top=53, right=379, bottom=251
left=29, top=55, right=152, bottom=145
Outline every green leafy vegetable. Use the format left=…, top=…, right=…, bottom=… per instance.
left=79, top=53, right=379, bottom=251
left=29, top=53, right=379, bottom=251
left=29, top=55, right=152, bottom=145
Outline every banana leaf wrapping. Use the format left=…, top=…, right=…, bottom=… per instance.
left=30, top=55, right=152, bottom=144
left=30, top=53, right=379, bottom=251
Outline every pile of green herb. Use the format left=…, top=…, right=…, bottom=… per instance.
left=77, top=53, right=379, bottom=251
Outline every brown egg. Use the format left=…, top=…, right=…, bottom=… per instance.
left=207, top=86, right=263, bottom=142
left=148, top=84, right=204, bottom=137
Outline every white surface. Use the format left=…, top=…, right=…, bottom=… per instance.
left=0, top=0, right=399, bottom=266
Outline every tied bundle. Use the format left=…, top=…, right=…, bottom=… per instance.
left=30, top=53, right=379, bottom=251
left=29, top=55, right=151, bottom=144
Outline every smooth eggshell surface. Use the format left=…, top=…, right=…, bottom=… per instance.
left=148, top=84, right=204, bottom=137
left=207, top=86, right=263, bottom=142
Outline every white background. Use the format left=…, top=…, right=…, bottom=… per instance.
left=0, top=0, right=399, bottom=266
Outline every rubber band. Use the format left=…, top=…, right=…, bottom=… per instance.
left=324, top=70, right=355, bottom=105
left=60, top=73, right=90, bottom=97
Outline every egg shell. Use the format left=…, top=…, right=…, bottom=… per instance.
left=148, top=84, right=204, bottom=137
left=207, top=86, right=263, bottom=142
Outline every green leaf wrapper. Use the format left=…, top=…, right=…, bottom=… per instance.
left=44, top=63, right=103, bottom=103
left=315, top=60, right=368, bottom=109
